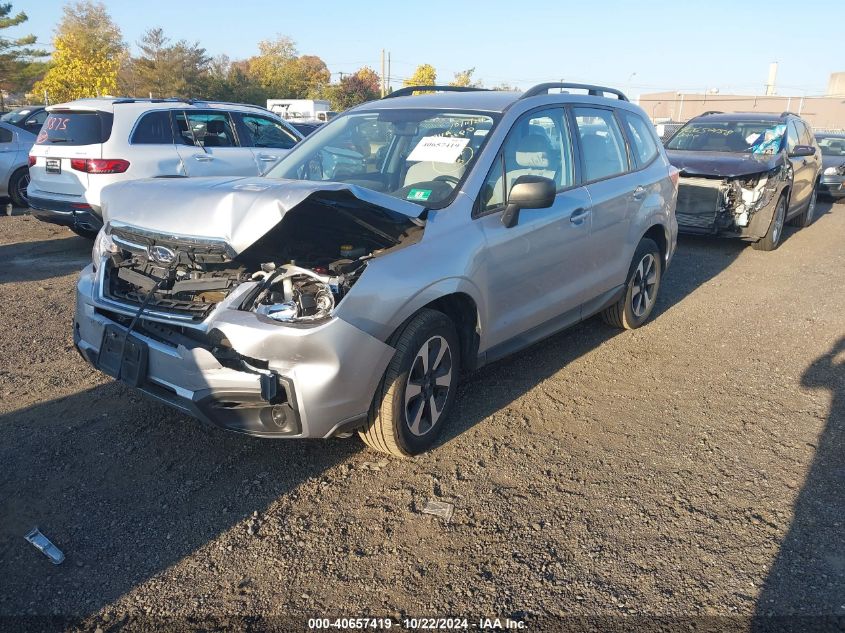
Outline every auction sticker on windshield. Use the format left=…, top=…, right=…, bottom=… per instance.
left=407, top=136, right=470, bottom=163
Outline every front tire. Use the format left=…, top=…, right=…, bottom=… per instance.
left=602, top=238, right=662, bottom=330
left=8, top=167, right=30, bottom=209
left=789, top=181, right=817, bottom=228
left=752, top=193, right=787, bottom=251
left=359, top=309, right=461, bottom=457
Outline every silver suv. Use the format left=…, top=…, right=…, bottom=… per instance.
left=74, top=83, right=678, bottom=456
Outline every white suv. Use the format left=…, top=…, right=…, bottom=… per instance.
left=28, top=98, right=302, bottom=237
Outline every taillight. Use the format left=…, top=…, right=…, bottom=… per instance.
left=668, top=165, right=680, bottom=189
left=70, top=159, right=130, bottom=174
left=28, top=155, right=36, bottom=167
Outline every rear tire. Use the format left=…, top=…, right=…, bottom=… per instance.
left=601, top=238, right=662, bottom=330
left=8, top=167, right=29, bottom=209
left=752, top=193, right=787, bottom=251
left=788, top=181, right=817, bottom=228
left=359, top=309, right=461, bottom=457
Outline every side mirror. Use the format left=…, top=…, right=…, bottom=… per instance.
left=501, top=175, right=556, bottom=228
left=789, top=144, right=815, bottom=157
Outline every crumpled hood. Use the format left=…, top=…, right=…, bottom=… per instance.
left=667, top=150, right=782, bottom=179
left=100, top=177, right=424, bottom=254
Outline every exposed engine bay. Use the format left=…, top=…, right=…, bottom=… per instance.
left=99, top=194, right=423, bottom=324
left=675, top=165, right=786, bottom=235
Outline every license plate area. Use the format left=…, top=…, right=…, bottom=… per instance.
left=96, top=324, right=148, bottom=387
left=45, top=158, right=61, bottom=174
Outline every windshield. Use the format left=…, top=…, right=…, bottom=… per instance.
left=666, top=120, right=785, bottom=154
left=266, top=109, right=498, bottom=207
left=0, top=108, right=33, bottom=124
left=816, top=136, right=845, bottom=158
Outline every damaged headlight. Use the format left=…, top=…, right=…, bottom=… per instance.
left=823, top=165, right=845, bottom=176
left=92, top=228, right=118, bottom=270
left=251, top=265, right=336, bottom=323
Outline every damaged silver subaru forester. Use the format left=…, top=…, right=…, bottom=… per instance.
left=74, top=83, right=678, bottom=456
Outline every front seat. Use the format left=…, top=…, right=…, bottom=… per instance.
left=203, top=119, right=232, bottom=147
left=485, top=134, right=559, bottom=208
left=403, top=159, right=466, bottom=188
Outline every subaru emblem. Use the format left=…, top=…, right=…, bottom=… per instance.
left=149, top=245, right=176, bottom=264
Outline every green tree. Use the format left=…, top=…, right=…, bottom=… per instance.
left=245, top=36, right=330, bottom=99
left=130, top=28, right=210, bottom=98
left=404, top=63, right=436, bottom=88
left=0, top=3, right=48, bottom=106
left=34, top=1, right=126, bottom=103
left=326, top=66, right=380, bottom=110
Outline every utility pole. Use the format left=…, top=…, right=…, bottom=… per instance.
left=387, top=51, right=391, bottom=95
left=381, top=49, right=386, bottom=97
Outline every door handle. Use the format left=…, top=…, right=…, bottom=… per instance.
left=570, top=207, right=590, bottom=224
left=193, top=154, right=214, bottom=162
left=258, top=154, right=279, bottom=161
left=632, top=185, right=646, bottom=200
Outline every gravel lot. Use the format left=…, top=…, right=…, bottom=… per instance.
left=0, top=200, right=843, bottom=631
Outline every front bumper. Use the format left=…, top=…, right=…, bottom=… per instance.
left=28, top=193, right=103, bottom=233
left=74, top=264, right=395, bottom=439
left=676, top=180, right=781, bottom=241
left=819, top=174, right=845, bottom=198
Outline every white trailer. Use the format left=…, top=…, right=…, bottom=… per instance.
left=266, top=99, right=336, bottom=122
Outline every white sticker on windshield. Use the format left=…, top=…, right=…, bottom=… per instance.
left=745, top=133, right=761, bottom=144
left=407, top=136, right=470, bottom=163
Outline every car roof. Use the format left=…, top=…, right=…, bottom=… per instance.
left=690, top=112, right=793, bottom=123
left=46, top=98, right=272, bottom=115
left=815, top=132, right=845, bottom=138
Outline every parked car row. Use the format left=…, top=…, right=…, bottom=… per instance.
left=10, top=83, right=840, bottom=457
left=0, top=120, right=35, bottom=208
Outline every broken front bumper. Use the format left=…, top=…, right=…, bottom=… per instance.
left=73, top=265, right=395, bottom=439
left=675, top=177, right=781, bottom=241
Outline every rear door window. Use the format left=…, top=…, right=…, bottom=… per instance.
left=175, top=111, right=238, bottom=147
left=572, top=107, right=629, bottom=182
left=0, top=127, right=12, bottom=143
left=131, top=111, right=175, bottom=144
left=35, top=111, right=114, bottom=146
left=620, top=110, right=659, bottom=168
left=236, top=114, right=298, bottom=149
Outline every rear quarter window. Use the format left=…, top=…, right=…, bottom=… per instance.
left=131, top=111, right=175, bottom=144
left=36, top=111, right=114, bottom=146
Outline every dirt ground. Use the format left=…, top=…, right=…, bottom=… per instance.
left=0, top=200, right=843, bottom=631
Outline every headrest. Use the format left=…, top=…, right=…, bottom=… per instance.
left=515, top=134, right=552, bottom=169
left=206, top=119, right=227, bottom=134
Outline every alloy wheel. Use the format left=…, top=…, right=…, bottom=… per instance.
left=404, top=335, right=453, bottom=437
left=631, top=253, right=658, bottom=318
left=772, top=198, right=786, bottom=245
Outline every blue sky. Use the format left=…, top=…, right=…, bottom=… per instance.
left=13, top=0, right=845, bottom=99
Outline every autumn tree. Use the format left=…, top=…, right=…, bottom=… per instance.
left=0, top=3, right=48, bottom=106
left=326, top=66, right=380, bottom=110
left=404, top=63, right=436, bottom=88
left=34, top=1, right=126, bottom=102
left=449, top=67, right=481, bottom=88
left=129, top=28, right=210, bottom=98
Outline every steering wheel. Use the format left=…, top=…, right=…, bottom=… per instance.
left=433, top=175, right=461, bottom=185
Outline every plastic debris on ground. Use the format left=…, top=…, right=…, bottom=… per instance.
left=421, top=499, right=454, bottom=522
left=24, top=527, right=65, bottom=564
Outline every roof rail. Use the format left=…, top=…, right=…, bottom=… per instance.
left=780, top=111, right=799, bottom=118
left=520, top=82, right=628, bottom=101
left=696, top=110, right=723, bottom=117
left=382, top=85, right=489, bottom=99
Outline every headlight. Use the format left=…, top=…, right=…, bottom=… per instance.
left=823, top=165, right=845, bottom=176
left=92, top=229, right=118, bottom=269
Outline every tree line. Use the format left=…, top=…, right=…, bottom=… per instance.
left=1, top=1, right=516, bottom=112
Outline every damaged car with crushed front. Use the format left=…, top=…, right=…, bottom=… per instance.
left=74, top=84, right=678, bottom=456
left=665, top=112, right=821, bottom=251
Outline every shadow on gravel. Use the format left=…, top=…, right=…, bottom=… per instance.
left=439, top=233, right=745, bottom=447
left=752, top=337, right=845, bottom=628
left=0, top=382, right=357, bottom=617
left=0, top=234, right=91, bottom=285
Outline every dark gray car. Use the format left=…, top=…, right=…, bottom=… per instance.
left=816, top=133, right=845, bottom=199
left=666, top=111, right=822, bottom=250
left=74, top=83, right=678, bottom=456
